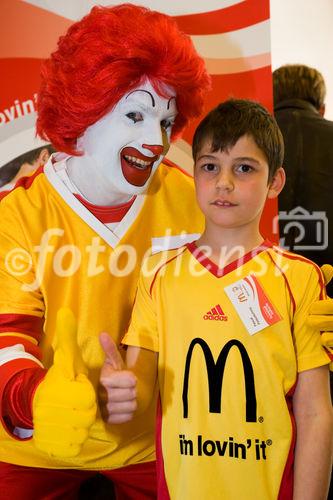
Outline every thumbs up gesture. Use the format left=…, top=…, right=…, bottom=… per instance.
left=99, top=332, right=137, bottom=424
left=32, top=308, right=97, bottom=457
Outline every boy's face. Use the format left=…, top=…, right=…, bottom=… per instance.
left=194, top=134, right=285, bottom=233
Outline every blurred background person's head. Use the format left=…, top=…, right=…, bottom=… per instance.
left=0, top=144, right=55, bottom=190
left=273, top=64, right=326, bottom=116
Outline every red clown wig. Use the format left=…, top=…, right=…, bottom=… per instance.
left=37, top=3, right=211, bottom=155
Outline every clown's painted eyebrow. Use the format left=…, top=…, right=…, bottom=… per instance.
left=167, top=96, right=176, bottom=110
left=126, top=89, right=155, bottom=107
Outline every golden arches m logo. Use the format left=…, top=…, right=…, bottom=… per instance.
left=182, top=338, right=257, bottom=422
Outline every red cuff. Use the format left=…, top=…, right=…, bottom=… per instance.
left=2, top=366, right=46, bottom=435
left=325, top=347, right=333, bottom=361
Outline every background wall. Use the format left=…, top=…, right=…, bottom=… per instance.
left=270, top=0, right=333, bottom=119
left=0, top=0, right=272, bottom=174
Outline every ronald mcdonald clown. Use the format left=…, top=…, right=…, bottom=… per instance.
left=0, top=3, right=332, bottom=499
left=0, top=4, right=209, bottom=498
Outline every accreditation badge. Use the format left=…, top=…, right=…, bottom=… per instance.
left=224, top=275, right=281, bottom=335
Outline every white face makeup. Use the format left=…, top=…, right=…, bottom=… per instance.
left=75, top=80, right=177, bottom=201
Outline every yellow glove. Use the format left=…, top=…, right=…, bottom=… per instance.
left=33, top=308, right=97, bottom=457
left=307, top=265, right=333, bottom=368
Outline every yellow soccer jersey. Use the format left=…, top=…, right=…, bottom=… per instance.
left=123, top=241, right=330, bottom=499
left=0, top=156, right=204, bottom=469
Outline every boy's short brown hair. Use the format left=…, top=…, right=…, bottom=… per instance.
left=192, top=99, right=284, bottom=181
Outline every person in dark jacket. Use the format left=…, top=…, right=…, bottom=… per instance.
left=273, top=64, right=333, bottom=296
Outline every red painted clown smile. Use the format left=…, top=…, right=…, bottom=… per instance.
left=121, top=147, right=159, bottom=186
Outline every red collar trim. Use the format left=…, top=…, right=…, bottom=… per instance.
left=74, top=194, right=135, bottom=223
left=186, top=239, right=273, bottom=278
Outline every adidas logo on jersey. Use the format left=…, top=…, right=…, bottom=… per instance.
left=203, top=304, right=228, bottom=321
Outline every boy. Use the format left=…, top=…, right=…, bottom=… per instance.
left=101, top=100, right=333, bottom=499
